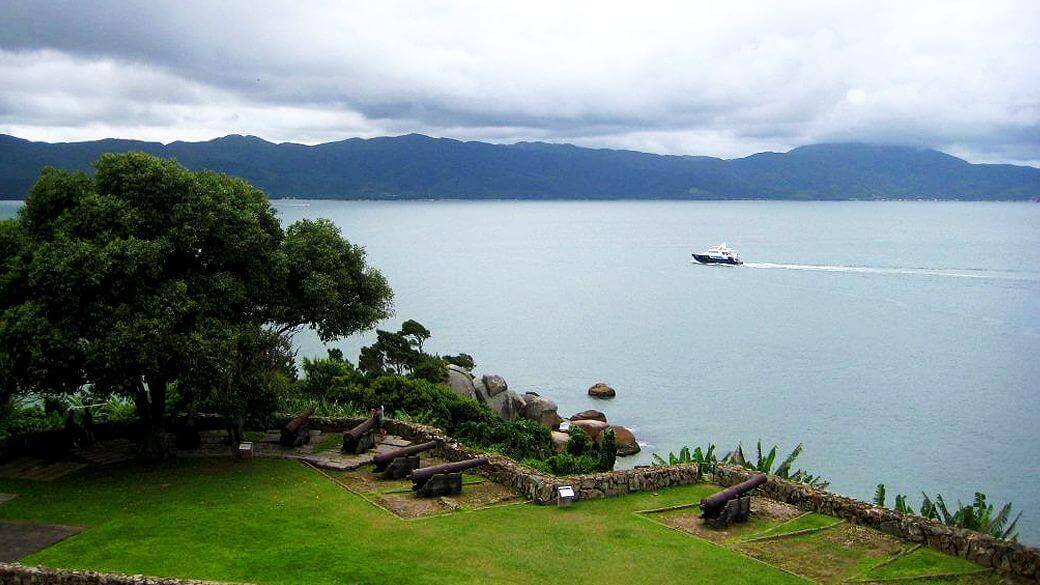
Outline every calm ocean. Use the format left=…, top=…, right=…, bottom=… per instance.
left=4, top=199, right=1039, bottom=543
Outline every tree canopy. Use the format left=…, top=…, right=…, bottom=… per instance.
left=0, top=152, right=393, bottom=456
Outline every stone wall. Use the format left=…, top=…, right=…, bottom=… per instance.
left=0, top=563, right=246, bottom=585
left=381, top=418, right=700, bottom=503
left=714, top=465, right=1040, bottom=582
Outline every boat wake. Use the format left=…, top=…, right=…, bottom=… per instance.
left=744, top=262, right=1039, bottom=281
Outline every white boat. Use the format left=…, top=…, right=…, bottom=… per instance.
left=692, top=243, right=742, bottom=265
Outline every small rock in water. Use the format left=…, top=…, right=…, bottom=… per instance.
left=570, top=409, right=607, bottom=423
left=587, top=382, right=616, bottom=399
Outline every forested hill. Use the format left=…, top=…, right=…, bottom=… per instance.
left=1, top=133, right=1038, bottom=200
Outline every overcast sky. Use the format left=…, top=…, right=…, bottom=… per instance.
left=1, top=1, right=1038, bottom=165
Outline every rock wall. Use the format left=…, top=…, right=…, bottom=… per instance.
left=713, top=465, right=1040, bottom=582
left=382, top=418, right=698, bottom=503
left=0, top=563, right=245, bottom=585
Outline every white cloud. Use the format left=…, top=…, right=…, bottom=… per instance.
left=0, top=0, right=1037, bottom=164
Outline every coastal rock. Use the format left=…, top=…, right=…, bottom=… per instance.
left=471, top=376, right=490, bottom=404
left=587, top=382, right=616, bottom=399
left=570, top=419, right=609, bottom=442
left=570, top=409, right=607, bottom=423
left=611, top=425, right=640, bottom=456
left=446, top=364, right=482, bottom=403
left=522, top=392, right=564, bottom=430
left=482, top=374, right=508, bottom=397
left=550, top=431, right=570, bottom=453
left=487, top=389, right=526, bottom=422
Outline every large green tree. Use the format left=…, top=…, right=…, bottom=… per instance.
left=0, top=153, right=393, bottom=456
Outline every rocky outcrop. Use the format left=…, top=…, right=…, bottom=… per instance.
left=570, top=409, right=607, bottom=423
left=487, top=389, right=526, bottom=421
left=481, top=374, right=508, bottom=397
left=446, top=364, right=483, bottom=403
left=587, top=382, right=616, bottom=399
left=610, top=425, right=640, bottom=456
left=550, top=431, right=570, bottom=453
left=569, top=419, right=608, bottom=442
left=522, top=393, right=564, bottom=430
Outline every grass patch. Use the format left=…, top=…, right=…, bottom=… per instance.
left=0, top=458, right=805, bottom=585
left=737, top=523, right=903, bottom=583
left=743, top=513, right=839, bottom=541
left=859, top=546, right=1004, bottom=583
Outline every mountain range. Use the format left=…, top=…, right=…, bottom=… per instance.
left=1, top=133, right=1038, bottom=200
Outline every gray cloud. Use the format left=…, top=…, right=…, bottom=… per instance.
left=1, top=0, right=1038, bottom=165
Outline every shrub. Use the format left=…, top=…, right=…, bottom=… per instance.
left=599, top=428, right=617, bottom=472
left=327, top=374, right=552, bottom=461
left=524, top=453, right=601, bottom=475
left=566, top=426, right=593, bottom=457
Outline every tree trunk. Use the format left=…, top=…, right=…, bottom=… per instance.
left=135, top=377, right=171, bottom=459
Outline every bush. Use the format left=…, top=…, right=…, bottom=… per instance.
left=298, top=351, right=363, bottom=402
left=524, top=453, right=601, bottom=475
left=599, top=428, right=617, bottom=472
left=323, top=374, right=553, bottom=461
left=566, top=426, right=593, bottom=457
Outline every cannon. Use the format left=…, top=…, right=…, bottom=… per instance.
left=279, top=406, right=316, bottom=447
left=699, top=473, right=766, bottom=527
left=342, top=407, right=383, bottom=454
left=372, top=440, right=438, bottom=479
left=409, top=457, right=488, bottom=497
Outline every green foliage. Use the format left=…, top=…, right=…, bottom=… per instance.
left=724, top=441, right=829, bottom=489
left=297, top=350, right=362, bottom=402
left=399, top=319, right=430, bottom=353
left=873, top=483, right=886, bottom=507
left=524, top=453, right=601, bottom=475
left=651, top=444, right=717, bottom=481
left=441, top=353, right=475, bottom=371
left=920, top=492, right=1021, bottom=541
left=599, top=428, right=617, bottom=472
left=566, top=426, right=593, bottom=457
left=325, top=374, right=552, bottom=462
left=874, top=483, right=1020, bottom=541
left=356, top=320, right=453, bottom=382
left=279, top=395, right=365, bottom=419
left=0, top=153, right=392, bottom=456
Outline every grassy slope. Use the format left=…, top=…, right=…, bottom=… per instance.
left=0, top=458, right=804, bottom=585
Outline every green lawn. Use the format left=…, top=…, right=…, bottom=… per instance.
left=0, top=458, right=805, bottom=585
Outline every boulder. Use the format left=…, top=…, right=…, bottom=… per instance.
left=522, top=392, right=564, bottom=430
left=487, top=389, right=526, bottom=422
left=570, top=409, right=607, bottom=423
left=482, top=374, right=508, bottom=398
left=587, top=382, right=616, bottom=399
left=446, top=364, right=482, bottom=403
left=570, top=419, right=609, bottom=442
left=610, top=425, right=640, bottom=456
left=550, top=431, right=570, bottom=453
left=471, top=376, right=490, bottom=404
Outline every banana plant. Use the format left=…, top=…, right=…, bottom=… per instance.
left=723, top=441, right=829, bottom=489
left=921, top=491, right=1021, bottom=541
left=651, top=444, right=718, bottom=481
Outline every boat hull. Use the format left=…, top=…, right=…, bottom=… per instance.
left=692, top=254, right=742, bottom=265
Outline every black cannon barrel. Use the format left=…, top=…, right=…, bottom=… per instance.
left=373, top=440, right=438, bottom=466
left=283, top=406, right=316, bottom=433
left=700, top=473, right=767, bottom=517
left=409, top=457, right=488, bottom=481
left=344, top=407, right=383, bottom=440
